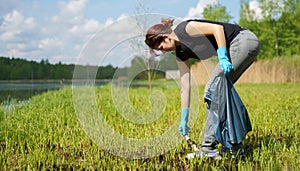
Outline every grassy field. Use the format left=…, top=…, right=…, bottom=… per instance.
left=0, top=82, right=299, bottom=170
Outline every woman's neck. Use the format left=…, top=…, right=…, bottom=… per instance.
left=170, top=31, right=180, bottom=46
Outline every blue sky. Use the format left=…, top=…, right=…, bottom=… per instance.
left=0, top=0, right=254, bottom=66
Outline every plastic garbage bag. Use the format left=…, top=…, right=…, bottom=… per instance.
left=204, top=72, right=252, bottom=149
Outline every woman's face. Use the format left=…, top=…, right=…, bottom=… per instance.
left=153, top=35, right=176, bottom=52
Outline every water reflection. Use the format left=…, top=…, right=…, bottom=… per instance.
left=0, top=81, right=108, bottom=103
left=0, top=82, right=65, bottom=103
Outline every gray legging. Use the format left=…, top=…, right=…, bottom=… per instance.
left=202, top=29, right=260, bottom=148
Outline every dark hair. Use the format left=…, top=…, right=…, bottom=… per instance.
left=144, top=18, right=174, bottom=49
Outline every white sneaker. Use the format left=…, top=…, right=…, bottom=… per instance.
left=187, top=149, right=222, bottom=160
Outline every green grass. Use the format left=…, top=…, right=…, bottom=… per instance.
left=0, top=82, right=299, bottom=170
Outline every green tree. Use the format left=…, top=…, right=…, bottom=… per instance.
left=239, top=0, right=300, bottom=58
left=97, top=65, right=116, bottom=79
left=203, top=3, right=232, bottom=22
left=278, top=0, right=300, bottom=55
left=53, top=62, right=64, bottom=79
left=128, top=56, right=148, bottom=80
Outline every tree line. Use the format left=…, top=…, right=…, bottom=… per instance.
left=0, top=57, right=117, bottom=80
left=0, top=53, right=178, bottom=80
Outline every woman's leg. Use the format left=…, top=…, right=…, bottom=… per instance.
left=201, top=30, right=260, bottom=152
left=227, top=30, right=260, bottom=83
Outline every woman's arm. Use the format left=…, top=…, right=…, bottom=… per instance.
left=185, top=21, right=233, bottom=75
left=185, top=21, right=226, bottom=48
left=177, top=59, right=191, bottom=135
left=176, top=59, right=191, bottom=109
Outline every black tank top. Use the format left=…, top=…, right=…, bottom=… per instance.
left=174, top=19, right=245, bottom=61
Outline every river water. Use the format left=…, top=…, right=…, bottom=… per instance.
left=0, top=81, right=108, bottom=103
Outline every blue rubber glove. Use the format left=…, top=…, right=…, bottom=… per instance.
left=179, top=108, right=190, bottom=135
left=217, top=46, right=233, bottom=75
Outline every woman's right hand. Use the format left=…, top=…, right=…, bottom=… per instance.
left=179, top=108, right=190, bottom=135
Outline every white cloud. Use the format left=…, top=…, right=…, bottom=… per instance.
left=69, top=19, right=101, bottom=34
left=0, top=32, right=15, bottom=41
left=34, top=0, right=104, bottom=64
left=185, top=0, right=217, bottom=19
left=248, top=0, right=284, bottom=20
left=0, top=0, right=129, bottom=64
left=0, top=10, right=35, bottom=41
left=38, top=38, right=63, bottom=50
left=0, top=9, right=38, bottom=60
left=6, top=43, right=28, bottom=57
left=248, top=0, right=263, bottom=20
left=59, top=0, right=88, bottom=14
left=77, top=14, right=162, bottom=67
left=83, top=19, right=101, bottom=32
left=3, top=9, right=24, bottom=26
left=56, top=0, right=88, bottom=24
left=104, top=17, right=114, bottom=27
left=117, top=14, right=130, bottom=21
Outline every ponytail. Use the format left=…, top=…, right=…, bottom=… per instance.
left=161, top=18, right=174, bottom=28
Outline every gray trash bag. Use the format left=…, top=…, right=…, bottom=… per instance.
left=204, top=72, right=252, bottom=149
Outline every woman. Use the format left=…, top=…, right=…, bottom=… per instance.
left=144, top=18, right=260, bottom=157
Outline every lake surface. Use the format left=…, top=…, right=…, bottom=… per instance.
left=0, top=81, right=108, bottom=103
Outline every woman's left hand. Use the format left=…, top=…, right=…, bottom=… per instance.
left=217, top=46, right=233, bottom=75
